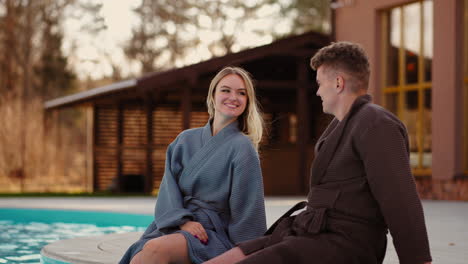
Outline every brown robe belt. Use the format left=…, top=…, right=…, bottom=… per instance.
left=292, top=207, right=328, bottom=234
left=264, top=187, right=341, bottom=247
left=265, top=201, right=307, bottom=235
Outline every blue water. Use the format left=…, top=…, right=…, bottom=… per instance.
left=0, top=208, right=152, bottom=264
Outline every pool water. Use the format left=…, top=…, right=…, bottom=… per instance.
left=0, top=208, right=152, bottom=264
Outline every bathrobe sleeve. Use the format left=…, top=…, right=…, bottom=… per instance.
left=228, top=141, right=267, bottom=244
left=357, top=119, right=432, bottom=264
left=152, top=137, right=195, bottom=231
left=119, top=135, right=196, bottom=264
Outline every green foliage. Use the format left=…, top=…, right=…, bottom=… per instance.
left=0, top=0, right=78, bottom=99
left=280, top=0, right=331, bottom=35
left=124, top=0, right=196, bottom=74
left=124, top=0, right=331, bottom=75
left=0, top=0, right=99, bottom=192
left=34, top=22, right=76, bottom=99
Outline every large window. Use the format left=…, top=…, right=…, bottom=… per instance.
left=381, top=0, right=432, bottom=176
left=464, top=0, right=468, bottom=173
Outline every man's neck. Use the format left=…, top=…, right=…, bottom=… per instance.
left=335, top=91, right=366, bottom=121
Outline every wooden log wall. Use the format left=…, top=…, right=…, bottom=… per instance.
left=94, top=103, right=209, bottom=193
left=122, top=106, right=147, bottom=189
left=94, top=106, right=118, bottom=191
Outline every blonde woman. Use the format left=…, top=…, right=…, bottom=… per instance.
left=120, top=66, right=267, bottom=264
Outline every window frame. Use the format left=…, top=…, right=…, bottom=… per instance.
left=381, top=0, right=432, bottom=176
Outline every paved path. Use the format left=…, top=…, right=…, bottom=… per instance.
left=1, top=197, right=467, bottom=263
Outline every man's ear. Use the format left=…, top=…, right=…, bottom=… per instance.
left=336, top=76, right=345, bottom=93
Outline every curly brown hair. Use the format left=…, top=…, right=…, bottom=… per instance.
left=310, top=41, right=370, bottom=91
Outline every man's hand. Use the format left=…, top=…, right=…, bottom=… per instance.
left=180, top=221, right=209, bottom=244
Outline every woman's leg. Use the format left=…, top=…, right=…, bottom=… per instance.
left=203, top=247, right=247, bottom=264
left=130, top=234, right=191, bottom=264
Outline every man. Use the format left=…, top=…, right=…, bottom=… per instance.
left=205, top=42, right=432, bottom=264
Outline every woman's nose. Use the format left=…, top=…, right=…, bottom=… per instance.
left=229, top=92, right=238, bottom=100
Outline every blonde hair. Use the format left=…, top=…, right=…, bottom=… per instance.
left=206, top=66, right=264, bottom=151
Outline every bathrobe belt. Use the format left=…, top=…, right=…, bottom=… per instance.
left=266, top=202, right=328, bottom=234
left=265, top=186, right=386, bottom=247
left=183, top=196, right=234, bottom=250
left=263, top=201, right=328, bottom=246
left=265, top=186, right=340, bottom=236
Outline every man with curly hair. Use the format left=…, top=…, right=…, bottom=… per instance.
left=205, top=42, right=432, bottom=264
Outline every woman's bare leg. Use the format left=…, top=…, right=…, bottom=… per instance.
left=203, top=246, right=247, bottom=264
left=129, top=234, right=191, bottom=264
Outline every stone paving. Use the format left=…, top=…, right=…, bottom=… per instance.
left=1, top=197, right=467, bottom=263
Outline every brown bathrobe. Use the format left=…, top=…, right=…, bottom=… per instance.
left=238, top=95, right=432, bottom=264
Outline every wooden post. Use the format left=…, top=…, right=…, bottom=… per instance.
left=56, top=110, right=63, bottom=189
left=93, top=106, right=98, bottom=192
left=85, top=105, right=94, bottom=193
left=296, top=58, right=310, bottom=194
left=42, top=108, right=50, bottom=188
left=117, top=103, right=123, bottom=192
left=182, top=86, right=192, bottom=130
left=145, top=94, right=154, bottom=193
left=182, top=75, right=196, bottom=130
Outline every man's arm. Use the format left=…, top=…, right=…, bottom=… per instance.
left=357, top=119, right=432, bottom=264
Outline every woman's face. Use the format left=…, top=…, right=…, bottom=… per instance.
left=213, top=74, right=248, bottom=121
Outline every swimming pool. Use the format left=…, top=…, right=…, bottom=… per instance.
left=0, top=208, right=152, bottom=264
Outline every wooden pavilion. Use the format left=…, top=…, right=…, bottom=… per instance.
left=44, top=31, right=330, bottom=195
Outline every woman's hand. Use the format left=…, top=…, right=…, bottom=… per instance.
left=180, top=221, right=209, bottom=244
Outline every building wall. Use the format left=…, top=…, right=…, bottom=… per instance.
left=334, top=0, right=467, bottom=199
left=334, top=0, right=413, bottom=101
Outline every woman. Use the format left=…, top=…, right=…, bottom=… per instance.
left=119, top=66, right=267, bottom=264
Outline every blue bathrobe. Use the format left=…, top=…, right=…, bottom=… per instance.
left=119, top=120, right=267, bottom=264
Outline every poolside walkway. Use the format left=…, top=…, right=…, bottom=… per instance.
left=1, top=197, right=467, bottom=263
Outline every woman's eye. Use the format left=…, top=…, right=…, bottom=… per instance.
left=239, top=92, right=246, bottom=96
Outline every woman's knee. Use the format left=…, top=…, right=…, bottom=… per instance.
left=139, top=235, right=189, bottom=263
left=142, top=238, right=166, bottom=255
left=129, top=251, right=142, bottom=264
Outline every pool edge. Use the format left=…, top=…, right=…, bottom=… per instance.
left=40, top=232, right=142, bottom=264
left=40, top=253, right=71, bottom=264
